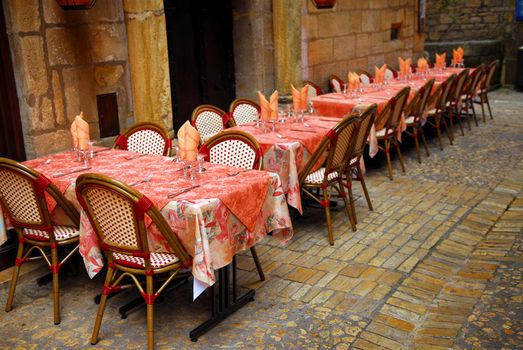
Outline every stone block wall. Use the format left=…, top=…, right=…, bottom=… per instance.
left=231, top=0, right=275, bottom=99
left=301, top=0, right=424, bottom=92
left=3, top=0, right=133, bottom=159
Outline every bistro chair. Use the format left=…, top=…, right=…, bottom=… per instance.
left=474, top=59, right=499, bottom=122
left=0, top=157, right=80, bottom=325
left=385, top=67, right=398, bottom=80
left=298, top=114, right=359, bottom=245
left=446, top=68, right=470, bottom=138
left=356, top=69, right=374, bottom=85
left=113, top=122, right=172, bottom=156
left=76, top=173, right=192, bottom=350
left=374, top=86, right=411, bottom=180
left=199, top=130, right=264, bottom=280
left=344, top=104, right=377, bottom=225
left=425, top=74, right=457, bottom=149
left=303, top=80, right=323, bottom=98
left=461, top=64, right=485, bottom=130
left=404, top=78, right=436, bottom=163
left=191, top=104, right=231, bottom=142
left=329, top=74, right=344, bottom=93
left=229, top=98, right=260, bottom=126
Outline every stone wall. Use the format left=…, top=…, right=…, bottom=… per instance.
left=302, top=0, right=424, bottom=92
left=3, top=0, right=133, bottom=159
left=424, top=0, right=516, bottom=85
left=231, top=0, right=275, bottom=99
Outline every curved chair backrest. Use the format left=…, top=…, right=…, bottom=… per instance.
left=375, top=86, right=411, bottom=132
left=299, top=114, right=359, bottom=186
left=76, top=173, right=191, bottom=269
left=329, top=74, right=344, bottom=93
left=229, top=98, right=260, bottom=126
left=356, top=70, right=373, bottom=85
left=465, top=64, right=485, bottom=96
left=303, top=80, right=323, bottom=98
left=385, top=67, right=398, bottom=80
left=191, top=105, right=230, bottom=141
left=0, top=158, right=79, bottom=237
left=406, top=79, right=435, bottom=122
left=113, top=122, right=172, bottom=156
left=450, top=68, right=470, bottom=102
left=433, top=74, right=457, bottom=111
left=351, top=104, right=378, bottom=160
left=199, top=130, right=262, bottom=170
left=481, top=59, right=499, bottom=91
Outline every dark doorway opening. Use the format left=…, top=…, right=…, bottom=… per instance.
left=164, top=0, right=236, bottom=131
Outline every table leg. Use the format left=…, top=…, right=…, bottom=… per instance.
left=189, top=256, right=255, bottom=342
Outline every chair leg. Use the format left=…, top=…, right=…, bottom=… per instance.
left=435, top=120, right=444, bottom=150
left=145, top=276, right=154, bottom=350
left=457, top=107, right=465, bottom=136
left=91, top=266, right=115, bottom=345
left=250, top=247, right=265, bottom=281
left=357, top=165, right=373, bottom=211
left=339, top=178, right=356, bottom=231
left=412, top=129, right=422, bottom=163
left=420, top=127, right=430, bottom=157
left=322, top=190, right=334, bottom=245
left=395, top=140, right=406, bottom=173
left=345, top=174, right=357, bottom=225
left=5, top=240, right=24, bottom=313
left=471, top=101, right=479, bottom=126
left=479, top=98, right=486, bottom=123
left=486, top=94, right=493, bottom=120
left=442, top=117, right=453, bottom=145
left=464, top=103, right=472, bottom=131
left=51, top=247, right=61, bottom=325
left=385, top=143, right=393, bottom=181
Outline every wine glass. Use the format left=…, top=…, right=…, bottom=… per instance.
left=197, top=152, right=206, bottom=173
left=172, top=145, right=181, bottom=163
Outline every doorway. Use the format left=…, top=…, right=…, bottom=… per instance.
left=164, top=0, right=236, bottom=131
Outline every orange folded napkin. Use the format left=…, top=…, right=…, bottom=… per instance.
left=452, top=47, right=464, bottom=65
left=417, top=58, right=428, bottom=73
left=398, top=57, right=412, bottom=78
left=374, top=64, right=387, bottom=84
left=70, top=119, right=78, bottom=149
left=348, top=72, right=360, bottom=90
left=435, top=52, right=446, bottom=69
left=258, top=90, right=278, bottom=121
left=291, top=84, right=309, bottom=111
left=75, top=112, right=90, bottom=150
left=177, top=121, right=200, bottom=161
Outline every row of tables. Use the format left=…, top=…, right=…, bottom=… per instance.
left=0, top=67, right=462, bottom=340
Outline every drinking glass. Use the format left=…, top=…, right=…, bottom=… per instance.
left=197, top=153, right=206, bottom=173
left=172, top=145, right=181, bottom=163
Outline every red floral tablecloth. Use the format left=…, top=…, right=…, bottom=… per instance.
left=0, top=150, right=293, bottom=295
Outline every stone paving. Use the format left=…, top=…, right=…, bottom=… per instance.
left=0, top=88, right=522, bottom=349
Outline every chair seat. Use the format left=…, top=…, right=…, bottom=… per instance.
left=304, top=168, right=338, bottom=185
left=375, top=128, right=394, bottom=138
left=23, top=225, right=79, bottom=242
left=113, top=252, right=180, bottom=269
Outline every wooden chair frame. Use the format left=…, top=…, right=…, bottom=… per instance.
left=404, top=79, right=436, bottom=163
left=329, top=74, right=344, bottom=93
left=191, top=105, right=232, bottom=140
left=446, top=68, right=470, bottom=138
left=474, top=59, right=499, bottom=122
left=303, top=80, right=323, bottom=97
left=375, top=86, right=411, bottom=180
left=425, top=74, right=456, bottom=149
left=0, top=157, right=80, bottom=325
left=229, top=98, right=260, bottom=126
left=298, top=115, right=359, bottom=245
left=356, top=69, right=374, bottom=85
left=76, top=173, right=192, bottom=350
left=113, top=122, right=172, bottom=156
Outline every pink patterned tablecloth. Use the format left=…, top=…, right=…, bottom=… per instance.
left=0, top=149, right=293, bottom=293
left=229, top=117, right=338, bottom=213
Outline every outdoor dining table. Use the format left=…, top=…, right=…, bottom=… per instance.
left=0, top=148, right=293, bottom=340
left=229, top=116, right=339, bottom=213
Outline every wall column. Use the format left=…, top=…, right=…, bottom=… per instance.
left=123, top=0, right=172, bottom=130
left=272, top=0, right=302, bottom=95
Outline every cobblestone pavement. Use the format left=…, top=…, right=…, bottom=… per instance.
left=0, top=88, right=521, bottom=349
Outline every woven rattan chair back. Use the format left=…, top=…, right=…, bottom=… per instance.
left=113, top=122, right=172, bottom=156
left=450, top=68, right=470, bottom=103
left=376, top=86, right=411, bottom=133
left=356, top=70, right=373, bottom=85
left=329, top=74, right=344, bottom=93
left=191, top=104, right=230, bottom=140
left=435, top=74, right=457, bottom=110
left=408, top=79, right=435, bottom=123
left=200, top=130, right=262, bottom=170
left=465, top=64, right=485, bottom=97
left=303, top=80, right=323, bottom=98
left=76, top=173, right=191, bottom=268
left=351, top=104, right=378, bottom=159
left=0, top=158, right=79, bottom=235
left=299, top=115, right=359, bottom=186
left=481, top=60, right=499, bottom=91
left=229, top=98, right=260, bottom=126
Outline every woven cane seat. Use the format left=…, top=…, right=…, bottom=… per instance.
left=405, top=116, right=415, bottom=124
left=375, top=128, right=394, bottom=138
left=23, top=226, right=79, bottom=242
left=304, top=168, right=339, bottom=185
left=113, top=252, right=180, bottom=269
